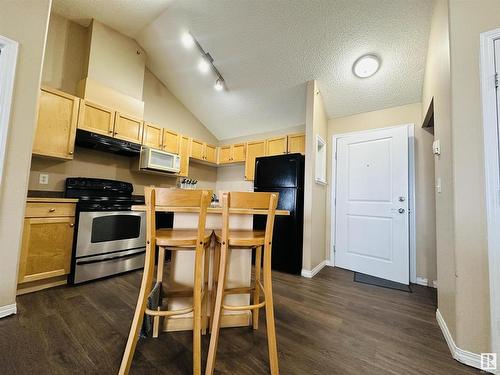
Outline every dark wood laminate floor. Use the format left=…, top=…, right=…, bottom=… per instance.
left=0, top=267, right=480, bottom=375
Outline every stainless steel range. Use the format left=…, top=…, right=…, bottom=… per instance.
left=65, top=178, right=146, bottom=284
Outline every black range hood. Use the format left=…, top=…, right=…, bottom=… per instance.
left=75, top=129, right=141, bottom=156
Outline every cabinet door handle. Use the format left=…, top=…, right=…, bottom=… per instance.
left=69, top=223, right=74, bottom=227
left=108, top=130, right=113, bottom=134
left=49, top=208, right=56, bottom=212
left=68, top=151, right=74, bottom=155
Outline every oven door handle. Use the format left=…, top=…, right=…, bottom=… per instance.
left=76, top=251, right=145, bottom=265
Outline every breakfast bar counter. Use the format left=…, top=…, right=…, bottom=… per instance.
left=131, top=205, right=289, bottom=332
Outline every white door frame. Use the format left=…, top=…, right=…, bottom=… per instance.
left=329, top=123, right=416, bottom=283
left=480, top=28, right=500, bottom=368
left=0, top=34, right=19, bottom=188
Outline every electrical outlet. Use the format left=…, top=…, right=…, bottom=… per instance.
left=39, top=173, right=49, bottom=185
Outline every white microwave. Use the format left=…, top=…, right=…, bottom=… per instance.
left=139, top=147, right=181, bottom=173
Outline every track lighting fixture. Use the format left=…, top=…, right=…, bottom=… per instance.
left=180, top=31, right=227, bottom=91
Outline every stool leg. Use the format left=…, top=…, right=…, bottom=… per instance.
left=202, top=242, right=210, bottom=335
left=119, top=241, right=156, bottom=375
left=205, top=244, right=229, bottom=375
left=263, top=245, right=279, bottom=375
left=253, top=245, right=263, bottom=330
left=153, top=246, right=165, bottom=338
left=193, top=246, right=204, bottom=375
left=209, top=241, right=221, bottom=333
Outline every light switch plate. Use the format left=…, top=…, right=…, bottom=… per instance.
left=39, top=173, right=49, bottom=185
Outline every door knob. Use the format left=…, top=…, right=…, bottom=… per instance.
left=398, top=208, right=405, bottom=214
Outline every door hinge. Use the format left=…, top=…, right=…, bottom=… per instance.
left=495, top=72, right=498, bottom=89
left=333, top=244, right=336, bottom=253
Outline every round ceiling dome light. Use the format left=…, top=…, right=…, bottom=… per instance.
left=353, top=54, right=380, bottom=78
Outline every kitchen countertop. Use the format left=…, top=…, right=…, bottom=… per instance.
left=131, top=205, right=289, bottom=216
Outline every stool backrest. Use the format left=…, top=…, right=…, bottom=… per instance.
left=220, top=191, right=279, bottom=249
left=144, top=187, right=212, bottom=250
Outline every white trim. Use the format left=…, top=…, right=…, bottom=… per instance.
left=415, top=276, right=429, bottom=287
left=0, top=35, right=19, bottom=187
left=329, top=124, right=417, bottom=283
left=0, top=303, right=17, bottom=319
left=436, top=309, right=490, bottom=372
left=432, top=280, right=438, bottom=289
left=301, top=260, right=326, bottom=278
left=481, top=28, right=500, bottom=373
left=325, top=259, right=334, bottom=267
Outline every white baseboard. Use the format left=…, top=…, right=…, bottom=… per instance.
left=415, top=276, right=437, bottom=289
left=432, top=280, right=438, bottom=288
left=301, top=260, right=326, bottom=278
left=436, top=309, right=490, bottom=372
left=325, top=259, right=334, bottom=267
left=0, top=303, right=16, bottom=319
left=416, top=276, right=429, bottom=286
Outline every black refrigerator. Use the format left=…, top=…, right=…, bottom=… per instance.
left=253, top=153, right=304, bottom=275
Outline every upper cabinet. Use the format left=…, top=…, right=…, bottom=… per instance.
left=178, top=135, right=191, bottom=177
left=190, top=139, right=205, bottom=160
left=142, top=123, right=163, bottom=149
left=266, top=136, right=288, bottom=156
left=218, top=143, right=246, bottom=164
left=163, top=129, right=180, bottom=154
left=77, top=100, right=115, bottom=136
left=114, top=113, right=143, bottom=143
left=190, top=139, right=217, bottom=163
left=245, top=140, right=266, bottom=181
left=287, top=133, right=305, bottom=154
left=205, top=144, right=217, bottom=163
left=33, top=87, right=80, bottom=160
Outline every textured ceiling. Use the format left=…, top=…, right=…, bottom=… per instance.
left=138, top=0, right=433, bottom=139
left=53, top=0, right=433, bottom=140
left=51, top=0, right=172, bottom=37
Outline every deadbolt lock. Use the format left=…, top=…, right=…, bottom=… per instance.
left=398, top=196, right=405, bottom=202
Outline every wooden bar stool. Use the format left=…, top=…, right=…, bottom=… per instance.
left=119, top=187, right=212, bottom=375
left=206, top=192, right=280, bottom=375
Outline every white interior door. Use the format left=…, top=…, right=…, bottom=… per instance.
left=335, top=126, right=409, bottom=284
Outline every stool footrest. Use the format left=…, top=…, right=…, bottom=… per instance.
left=223, top=300, right=266, bottom=312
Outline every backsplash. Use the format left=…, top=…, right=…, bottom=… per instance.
left=29, top=147, right=217, bottom=195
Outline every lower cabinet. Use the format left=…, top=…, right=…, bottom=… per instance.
left=17, top=200, right=77, bottom=295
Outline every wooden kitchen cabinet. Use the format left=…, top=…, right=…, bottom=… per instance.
left=178, top=135, right=191, bottom=177
left=218, top=143, right=246, bottom=164
left=32, top=87, right=80, bottom=160
left=245, top=140, right=266, bottom=180
left=190, top=139, right=205, bottom=160
left=114, top=112, right=144, bottom=143
left=163, top=129, right=180, bottom=154
left=78, top=100, right=115, bottom=137
left=218, top=145, right=232, bottom=163
left=190, top=139, right=217, bottom=163
left=205, top=144, right=217, bottom=163
left=232, top=143, right=246, bottom=162
left=266, top=136, right=288, bottom=156
left=287, top=133, right=305, bottom=154
left=142, top=123, right=163, bottom=149
left=18, top=199, right=77, bottom=294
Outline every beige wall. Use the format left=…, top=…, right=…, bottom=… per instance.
left=143, top=69, right=218, bottom=144
left=303, top=80, right=328, bottom=271
left=87, top=20, right=145, bottom=100
left=422, top=0, right=457, bottom=340
left=327, top=103, right=436, bottom=283
left=447, top=0, right=499, bottom=353
left=42, top=12, right=88, bottom=95
left=218, top=125, right=305, bottom=146
left=0, top=0, right=52, bottom=309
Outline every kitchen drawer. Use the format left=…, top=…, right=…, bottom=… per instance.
left=25, top=203, right=76, bottom=218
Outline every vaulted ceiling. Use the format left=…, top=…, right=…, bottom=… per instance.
left=53, top=0, right=433, bottom=140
